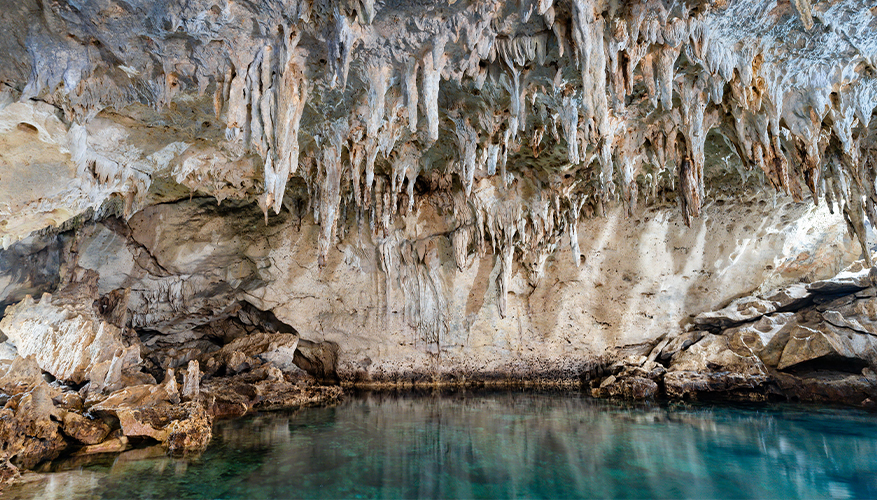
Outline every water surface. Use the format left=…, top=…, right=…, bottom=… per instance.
left=8, top=390, right=877, bottom=499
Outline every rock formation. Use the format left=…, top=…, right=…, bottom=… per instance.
left=0, top=0, right=877, bottom=478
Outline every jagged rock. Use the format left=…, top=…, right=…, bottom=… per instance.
left=0, top=233, right=63, bottom=315
left=0, top=384, right=67, bottom=468
left=90, top=369, right=180, bottom=414
left=820, top=297, right=877, bottom=336
left=693, top=297, right=780, bottom=329
left=0, top=271, right=141, bottom=388
left=181, top=360, right=201, bottom=401
left=75, top=430, right=128, bottom=455
left=0, top=356, right=45, bottom=395
left=1, top=0, right=876, bottom=424
left=594, top=376, right=658, bottom=400
left=776, top=322, right=877, bottom=371
left=657, top=331, right=706, bottom=363
left=59, top=410, right=110, bottom=445
left=90, top=372, right=210, bottom=452
left=724, top=312, right=797, bottom=359
left=0, top=456, right=20, bottom=490
left=166, top=402, right=212, bottom=454
left=51, top=392, right=84, bottom=413
left=204, top=332, right=299, bottom=375
left=693, top=290, right=808, bottom=330
left=663, top=333, right=772, bottom=399
left=0, top=342, right=15, bottom=364
left=807, top=268, right=873, bottom=295
left=293, top=340, right=340, bottom=383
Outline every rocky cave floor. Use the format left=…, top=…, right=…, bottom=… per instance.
left=2, top=255, right=877, bottom=489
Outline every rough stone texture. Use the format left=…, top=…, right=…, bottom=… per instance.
left=59, top=411, right=111, bottom=446
left=0, top=384, right=67, bottom=469
left=0, top=270, right=142, bottom=389
left=592, top=261, right=877, bottom=405
left=1, top=0, right=877, bottom=476
left=0, top=0, right=873, bottom=389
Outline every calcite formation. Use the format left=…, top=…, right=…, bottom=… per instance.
left=1, top=0, right=877, bottom=474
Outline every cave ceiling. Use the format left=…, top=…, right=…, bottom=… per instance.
left=0, top=0, right=875, bottom=273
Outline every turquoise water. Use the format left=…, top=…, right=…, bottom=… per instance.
left=8, top=390, right=877, bottom=499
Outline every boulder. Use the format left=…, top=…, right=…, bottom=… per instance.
left=595, top=376, right=658, bottom=400
left=293, top=339, right=340, bottom=383
left=663, top=334, right=772, bottom=399
left=777, top=322, right=877, bottom=371
left=204, top=332, right=299, bottom=375
left=0, top=384, right=67, bottom=468
left=59, top=410, right=111, bottom=445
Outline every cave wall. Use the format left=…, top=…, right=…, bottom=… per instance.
left=60, top=193, right=857, bottom=383
left=0, top=0, right=875, bottom=383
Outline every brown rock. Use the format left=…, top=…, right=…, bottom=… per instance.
left=76, top=430, right=129, bottom=455
left=0, top=384, right=67, bottom=468
left=166, top=402, right=212, bottom=454
left=60, top=411, right=111, bottom=445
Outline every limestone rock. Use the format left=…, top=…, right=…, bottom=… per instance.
left=205, top=332, right=299, bottom=375
left=807, top=268, right=873, bottom=295
left=820, top=297, right=877, bottom=336
left=293, top=340, right=340, bottom=383
left=181, top=360, right=201, bottom=401
left=0, top=287, right=140, bottom=386
left=59, top=411, right=111, bottom=445
left=75, top=431, right=129, bottom=455
left=777, top=322, right=877, bottom=371
left=0, top=384, right=67, bottom=468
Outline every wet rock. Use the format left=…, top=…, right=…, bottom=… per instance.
left=773, top=369, right=877, bottom=405
left=166, top=402, right=212, bottom=454
left=594, top=376, right=658, bottom=400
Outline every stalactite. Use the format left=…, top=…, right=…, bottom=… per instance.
left=422, top=37, right=447, bottom=144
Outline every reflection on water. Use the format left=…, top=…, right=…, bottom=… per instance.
left=7, top=391, right=877, bottom=499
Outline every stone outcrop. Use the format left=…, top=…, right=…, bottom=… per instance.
left=0, top=269, right=145, bottom=392
left=591, top=262, right=877, bottom=406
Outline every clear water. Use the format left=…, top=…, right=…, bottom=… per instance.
left=7, top=390, right=877, bottom=499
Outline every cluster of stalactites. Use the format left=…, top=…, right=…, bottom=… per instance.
left=206, top=0, right=877, bottom=271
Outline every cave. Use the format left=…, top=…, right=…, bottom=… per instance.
left=1, top=0, right=877, bottom=496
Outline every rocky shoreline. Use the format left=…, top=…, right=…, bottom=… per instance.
left=3, top=260, right=877, bottom=491
left=590, top=262, right=877, bottom=407
left=0, top=267, right=345, bottom=490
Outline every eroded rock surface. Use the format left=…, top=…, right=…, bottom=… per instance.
left=0, top=0, right=877, bottom=483
left=592, top=261, right=877, bottom=406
